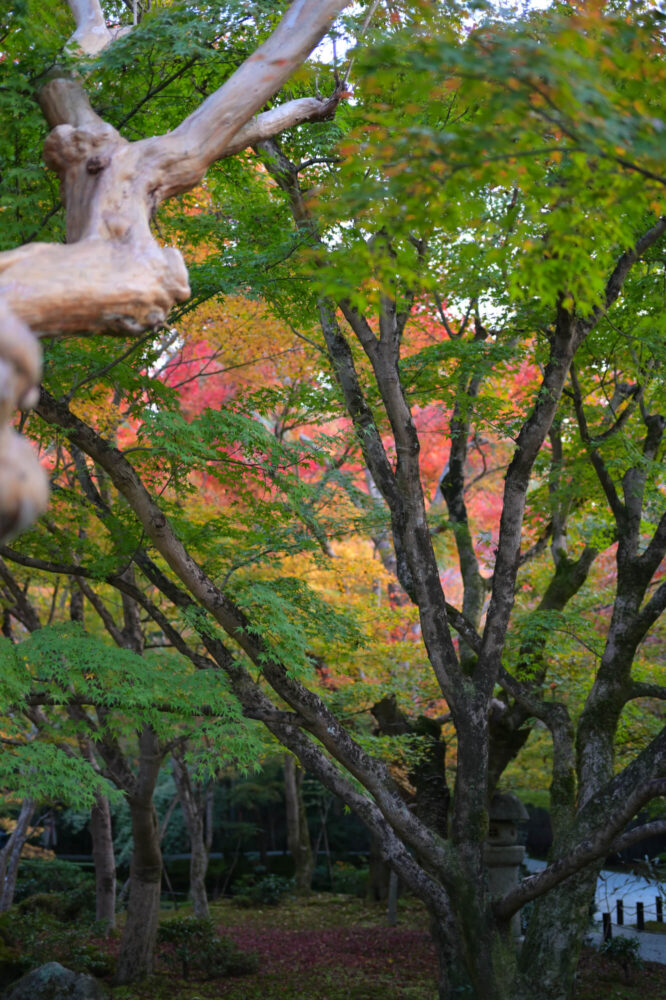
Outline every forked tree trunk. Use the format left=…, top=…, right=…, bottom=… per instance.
left=0, top=797, right=34, bottom=912
left=90, top=790, right=116, bottom=931
left=284, top=753, right=313, bottom=895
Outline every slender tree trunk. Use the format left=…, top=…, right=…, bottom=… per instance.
left=187, top=825, right=210, bottom=920
left=284, top=753, right=313, bottom=894
left=0, top=797, right=34, bottom=912
left=90, top=790, right=116, bottom=931
left=114, top=727, right=163, bottom=985
left=171, top=751, right=210, bottom=920
left=80, top=733, right=117, bottom=932
left=366, top=834, right=390, bottom=902
left=205, top=783, right=214, bottom=855
left=386, top=869, right=398, bottom=926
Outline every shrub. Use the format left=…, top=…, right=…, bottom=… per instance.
left=600, top=934, right=643, bottom=981
left=157, top=916, right=258, bottom=979
left=331, top=862, right=369, bottom=897
left=15, top=887, right=94, bottom=922
left=0, top=908, right=113, bottom=981
left=12, top=859, right=95, bottom=923
left=311, top=863, right=332, bottom=891
left=232, top=873, right=294, bottom=907
left=14, top=858, right=93, bottom=903
left=0, top=937, right=30, bottom=987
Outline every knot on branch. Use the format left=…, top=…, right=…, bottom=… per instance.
left=86, top=154, right=111, bottom=175
left=44, top=123, right=121, bottom=174
left=311, top=81, right=350, bottom=122
left=66, top=23, right=132, bottom=58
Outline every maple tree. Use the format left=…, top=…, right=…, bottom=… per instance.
left=0, top=563, right=260, bottom=977
left=1, top=2, right=666, bottom=1000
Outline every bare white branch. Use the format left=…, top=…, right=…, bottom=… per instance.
left=66, top=0, right=114, bottom=54
left=0, top=0, right=350, bottom=539
left=143, top=0, right=348, bottom=196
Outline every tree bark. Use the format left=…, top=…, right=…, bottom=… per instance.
left=109, top=587, right=165, bottom=985
left=284, top=753, right=314, bottom=895
left=171, top=749, right=210, bottom=920
left=90, top=790, right=116, bottom=931
left=0, top=306, right=49, bottom=541
left=114, top=728, right=163, bottom=984
left=0, top=798, right=35, bottom=912
left=516, top=868, right=598, bottom=1000
left=366, top=834, right=390, bottom=903
left=429, top=909, right=476, bottom=1000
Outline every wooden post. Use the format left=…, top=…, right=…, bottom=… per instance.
left=603, top=912, right=612, bottom=941
left=636, top=901, right=644, bottom=931
left=657, top=897, right=663, bottom=923
left=616, top=899, right=623, bottom=925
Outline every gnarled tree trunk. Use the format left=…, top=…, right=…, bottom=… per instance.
left=516, top=868, right=599, bottom=1000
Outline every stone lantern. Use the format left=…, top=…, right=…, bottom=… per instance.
left=484, top=792, right=529, bottom=938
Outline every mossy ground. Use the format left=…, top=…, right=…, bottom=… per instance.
left=644, top=921, right=666, bottom=935
left=8, top=892, right=666, bottom=1000
left=111, top=894, right=437, bottom=1000
left=107, top=894, right=666, bottom=1000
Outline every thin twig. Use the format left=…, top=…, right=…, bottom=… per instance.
left=342, top=0, right=381, bottom=87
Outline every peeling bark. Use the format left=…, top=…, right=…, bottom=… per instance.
left=0, top=306, right=49, bottom=541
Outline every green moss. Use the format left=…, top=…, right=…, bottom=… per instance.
left=644, top=921, right=666, bottom=934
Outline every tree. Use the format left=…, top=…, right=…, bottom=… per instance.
left=171, top=743, right=214, bottom=919
left=0, top=797, right=36, bottom=912
left=3, top=2, right=666, bottom=999
left=0, top=0, right=349, bottom=540
left=284, top=752, right=315, bottom=894
left=0, top=562, right=252, bottom=980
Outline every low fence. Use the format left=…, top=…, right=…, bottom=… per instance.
left=602, top=896, right=664, bottom=938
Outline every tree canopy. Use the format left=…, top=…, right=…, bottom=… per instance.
left=1, top=2, right=665, bottom=998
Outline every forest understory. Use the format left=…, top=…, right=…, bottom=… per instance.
left=5, top=893, right=665, bottom=1000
